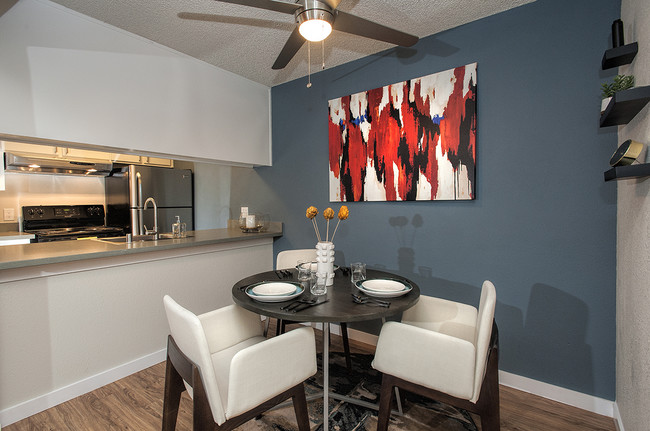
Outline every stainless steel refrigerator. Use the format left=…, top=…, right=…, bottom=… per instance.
left=105, top=165, right=194, bottom=235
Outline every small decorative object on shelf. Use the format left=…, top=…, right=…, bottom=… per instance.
left=610, top=140, right=644, bottom=167
left=604, top=140, right=649, bottom=181
left=612, top=19, right=625, bottom=48
left=601, top=74, right=635, bottom=100
left=601, top=75, right=634, bottom=114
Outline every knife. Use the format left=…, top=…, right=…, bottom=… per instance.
left=292, top=299, right=329, bottom=313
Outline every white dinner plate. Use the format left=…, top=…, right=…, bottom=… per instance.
left=252, top=282, right=297, bottom=296
left=245, top=281, right=304, bottom=302
left=355, top=279, right=413, bottom=298
left=361, top=279, right=408, bottom=292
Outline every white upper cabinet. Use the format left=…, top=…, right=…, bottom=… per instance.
left=0, top=0, right=271, bottom=167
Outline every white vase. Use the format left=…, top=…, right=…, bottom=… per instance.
left=601, top=97, right=612, bottom=114
left=315, top=241, right=335, bottom=286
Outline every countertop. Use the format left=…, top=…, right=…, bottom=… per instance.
left=0, top=223, right=282, bottom=270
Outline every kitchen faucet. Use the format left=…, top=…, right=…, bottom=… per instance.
left=143, top=197, right=159, bottom=239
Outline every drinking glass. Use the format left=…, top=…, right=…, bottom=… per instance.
left=351, top=262, right=366, bottom=284
left=311, top=272, right=328, bottom=296
left=297, top=264, right=312, bottom=290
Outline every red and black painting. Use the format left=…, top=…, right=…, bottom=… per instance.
left=328, top=63, right=477, bottom=202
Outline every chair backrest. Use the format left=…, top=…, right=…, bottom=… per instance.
left=471, top=280, right=496, bottom=402
left=276, top=249, right=316, bottom=269
left=163, top=295, right=226, bottom=424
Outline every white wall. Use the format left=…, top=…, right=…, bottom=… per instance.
left=616, top=2, right=650, bottom=430
left=0, top=0, right=271, bottom=166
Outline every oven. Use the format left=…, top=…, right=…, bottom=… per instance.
left=22, top=205, right=125, bottom=243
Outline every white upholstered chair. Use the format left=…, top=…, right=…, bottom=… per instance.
left=372, top=280, right=499, bottom=431
left=276, top=249, right=317, bottom=270
left=275, top=249, right=353, bottom=370
left=162, top=295, right=317, bottom=431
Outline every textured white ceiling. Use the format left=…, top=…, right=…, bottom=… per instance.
left=48, top=0, right=535, bottom=87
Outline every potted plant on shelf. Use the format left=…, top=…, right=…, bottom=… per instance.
left=601, top=74, right=635, bottom=113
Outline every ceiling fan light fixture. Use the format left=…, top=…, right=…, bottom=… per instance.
left=297, top=8, right=334, bottom=42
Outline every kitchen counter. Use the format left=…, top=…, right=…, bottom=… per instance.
left=0, top=223, right=282, bottom=270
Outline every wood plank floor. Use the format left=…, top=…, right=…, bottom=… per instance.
left=5, top=322, right=616, bottom=431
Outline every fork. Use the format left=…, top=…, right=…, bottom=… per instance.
left=281, top=298, right=316, bottom=311
left=351, top=293, right=390, bottom=307
left=274, top=270, right=293, bottom=279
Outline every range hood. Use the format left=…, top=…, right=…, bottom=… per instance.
left=4, top=153, right=112, bottom=176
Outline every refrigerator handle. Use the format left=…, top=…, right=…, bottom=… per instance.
left=136, top=172, right=143, bottom=235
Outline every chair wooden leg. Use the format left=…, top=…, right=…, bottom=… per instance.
left=161, top=356, right=184, bottom=431
left=192, top=366, right=216, bottom=431
left=263, top=316, right=270, bottom=337
left=291, top=384, right=311, bottom=431
left=477, top=341, right=500, bottom=430
left=377, top=374, right=396, bottom=431
left=276, top=319, right=282, bottom=336
left=340, top=322, right=352, bottom=371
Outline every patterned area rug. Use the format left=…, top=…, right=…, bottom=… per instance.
left=238, top=353, right=477, bottom=431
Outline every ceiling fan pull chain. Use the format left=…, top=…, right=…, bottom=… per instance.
left=307, top=41, right=312, bottom=88
left=321, top=40, right=325, bottom=70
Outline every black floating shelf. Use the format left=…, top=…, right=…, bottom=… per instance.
left=602, top=42, right=638, bottom=69
left=600, top=85, right=650, bottom=127
left=604, top=163, right=650, bottom=181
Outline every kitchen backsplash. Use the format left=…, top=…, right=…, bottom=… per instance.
left=0, top=173, right=105, bottom=229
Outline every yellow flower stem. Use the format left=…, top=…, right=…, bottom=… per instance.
left=312, top=218, right=321, bottom=242
left=330, top=219, right=341, bottom=243
left=326, top=220, right=330, bottom=242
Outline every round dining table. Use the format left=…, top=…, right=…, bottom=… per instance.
left=232, top=267, right=420, bottom=430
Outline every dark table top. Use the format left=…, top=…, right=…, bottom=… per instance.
left=232, top=268, right=420, bottom=323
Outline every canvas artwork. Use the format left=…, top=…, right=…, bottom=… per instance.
left=328, top=63, right=477, bottom=202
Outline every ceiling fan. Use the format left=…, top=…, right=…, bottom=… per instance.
left=213, top=0, right=419, bottom=70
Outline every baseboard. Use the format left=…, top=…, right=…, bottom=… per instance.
left=0, top=349, right=166, bottom=427
left=2, top=328, right=617, bottom=426
left=613, top=401, right=624, bottom=431
left=498, top=370, right=614, bottom=418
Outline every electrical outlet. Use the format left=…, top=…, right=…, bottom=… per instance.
left=3, top=208, right=15, bottom=221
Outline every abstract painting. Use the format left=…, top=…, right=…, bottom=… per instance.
left=328, top=63, right=477, bottom=202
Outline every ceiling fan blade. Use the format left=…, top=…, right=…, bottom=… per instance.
left=333, top=11, right=418, bottom=47
left=272, top=27, right=306, bottom=69
left=214, top=0, right=301, bottom=15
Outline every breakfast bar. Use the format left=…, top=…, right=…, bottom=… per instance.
left=0, top=223, right=283, bottom=271
left=0, top=225, right=282, bottom=425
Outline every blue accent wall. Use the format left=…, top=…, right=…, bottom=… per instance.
left=232, top=0, right=620, bottom=399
